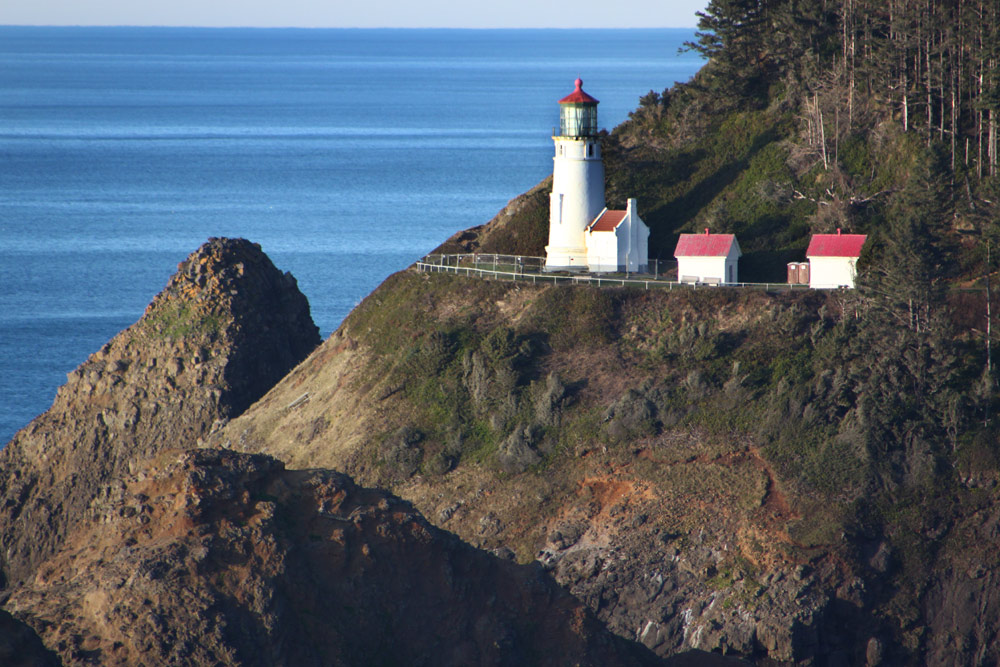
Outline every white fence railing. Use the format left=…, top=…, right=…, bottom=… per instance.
left=415, top=254, right=810, bottom=292
left=423, top=253, right=546, bottom=272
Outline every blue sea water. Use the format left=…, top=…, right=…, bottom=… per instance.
left=0, top=27, right=703, bottom=444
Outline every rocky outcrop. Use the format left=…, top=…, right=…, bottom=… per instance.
left=6, top=238, right=992, bottom=665
left=7, top=449, right=664, bottom=667
left=539, top=518, right=834, bottom=663
left=919, top=507, right=1000, bottom=666
left=0, top=238, right=319, bottom=587
left=432, top=178, right=551, bottom=256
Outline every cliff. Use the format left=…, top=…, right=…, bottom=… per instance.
left=211, top=272, right=842, bottom=661
left=0, top=241, right=703, bottom=667
left=210, top=266, right=998, bottom=665
left=6, top=448, right=666, bottom=667
left=0, top=238, right=320, bottom=587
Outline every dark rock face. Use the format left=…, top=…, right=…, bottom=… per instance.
left=924, top=568, right=1000, bottom=666
left=0, top=608, right=61, bottom=666
left=0, top=238, right=319, bottom=587
left=7, top=449, right=663, bottom=667
left=919, top=508, right=1000, bottom=667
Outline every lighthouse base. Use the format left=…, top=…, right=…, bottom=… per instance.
left=543, top=245, right=589, bottom=272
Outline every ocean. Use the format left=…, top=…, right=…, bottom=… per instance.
left=0, top=27, right=703, bottom=444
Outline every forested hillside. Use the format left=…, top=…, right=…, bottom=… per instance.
left=413, top=3, right=1000, bottom=662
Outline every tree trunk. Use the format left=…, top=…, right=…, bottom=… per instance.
left=990, top=107, right=997, bottom=177
left=903, top=71, right=910, bottom=131
left=952, top=75, right=958, bottom=172
left=988, top=239, right=993, bottom=376
left=926, top=0, right=933, bottom=144
left=939, top=46, right=946, bottom=141
left=817, top=93, right=829, bottom=170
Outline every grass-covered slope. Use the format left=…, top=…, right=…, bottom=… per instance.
left=215, top=267, right=997, bottom=663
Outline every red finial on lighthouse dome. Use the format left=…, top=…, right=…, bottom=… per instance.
left=559, top=77, right=599, bottom=105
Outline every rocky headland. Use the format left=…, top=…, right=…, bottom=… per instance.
left=0, top=238, right=320, bottom=587
left=206, top=261, right=1000, bottom=665
left=0, top=238, right=697, bottom=666
left=3, top=233, right=999, bottom=665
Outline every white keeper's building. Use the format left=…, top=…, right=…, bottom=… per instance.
left=544, top=79, right=649, bottom=273
left=806, top=230, right=867, bottom=288
left=674, top=230, right=742, bottom=285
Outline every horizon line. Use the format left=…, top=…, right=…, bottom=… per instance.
left=0, top=24, right=699, bottom=30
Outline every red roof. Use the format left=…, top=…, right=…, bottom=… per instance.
left=806, top=233, right=867, bottom=257
left=559, top=78, right=599, bottom=105
left=588, top=209, right=627, bottom=233
left=674, top=233, right=739, bottom=257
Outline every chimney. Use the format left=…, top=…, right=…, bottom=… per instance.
left=837, top=228, right=842, bottom=235
left=704, top=228, right=709, bottom=235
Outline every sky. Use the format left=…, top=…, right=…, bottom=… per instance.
left=0, top=0, right=708, bottom=29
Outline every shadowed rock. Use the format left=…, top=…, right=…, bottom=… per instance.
left=8, top=449, right=665, bottom=667
left=0, top=608, right=61, bottom=666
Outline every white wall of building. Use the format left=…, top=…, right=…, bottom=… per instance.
left=546, top=136, right=605, bottom=270
left=629, top=201, right=649, bottom=272
left=808, top=256, right=858, bottom=288
left=585, top=200, right=650, bottom=273
left=677, top=256, right=725, bottom=283
left=586, top=227, right=619, bottom=272
left=676, top=248, right=739, bottom=284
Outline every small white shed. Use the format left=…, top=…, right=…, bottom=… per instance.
left=806, top=231, right=867, bottom=288
left=674, top=230, right=741, bottom=284
left=585, top=198, right=649, bottom=273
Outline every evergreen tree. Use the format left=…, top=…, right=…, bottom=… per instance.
left=684, top=0, right=776, bottom=100
left=862, top=150, right=949, bottom=332
left=685, top=0, right=767, bottom=64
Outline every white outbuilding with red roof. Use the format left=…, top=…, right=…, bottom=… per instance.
left=585, top=198, right=649, bottom=273
left=674, top=230, right=741, bottom=285
left=806, top=230, right=867, bottom=288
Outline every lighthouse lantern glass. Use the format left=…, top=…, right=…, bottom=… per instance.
left=560, top=103, right=597, bottom=137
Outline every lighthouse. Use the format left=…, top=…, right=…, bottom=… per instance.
left=544, top=78, right=606, bottom=271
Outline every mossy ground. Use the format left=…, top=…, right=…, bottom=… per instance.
left=336, top=270, right=991, bottom=604
left=141, top=297, right=224, bottom=342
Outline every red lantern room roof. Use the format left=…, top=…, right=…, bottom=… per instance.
left=559, top=78, right=599, bottom=105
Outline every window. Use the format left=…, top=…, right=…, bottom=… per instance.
left=587, top=144, right=594, bottom=157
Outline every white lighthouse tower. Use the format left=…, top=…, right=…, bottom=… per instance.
left=544, top=78, right=606, bottom=271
